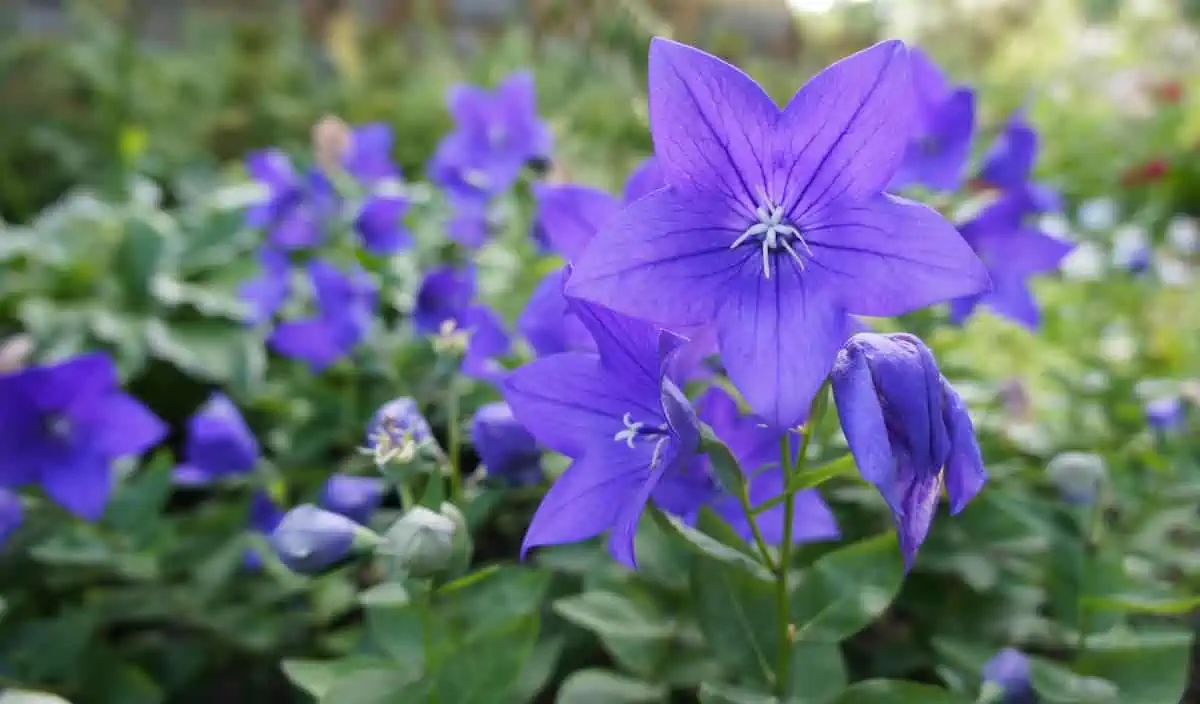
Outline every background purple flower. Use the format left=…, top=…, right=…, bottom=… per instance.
left=1146, top=395, right=1185, bottom=432
left=413, top=266, right=476, bottom=335
left=698, top=388, right=840, bottom=546
left=244, top=150, right=338, bottom=250
left=0, top=353, right=165, bottom=520
left=831, top=333, right=986, bottom=567
left=890, top=47, right=976, bottom=192
left=320, top=474, right=385, bottom=525
left=567, top=38, right=989, bottom=430
left=245, top=490, right=285, bottom=571
left=269, top=260, right=377, bottom=372
left=174, top=393, right=260, bottom=486
left=978, top=110, right=1061, bottom=213
left=459, top=305, right=512, bottom=382
left=238, top=248, right=291, bottom=325
left=982, top=648, right=1034, bottom=703
left=471, top=402, right=543, bottom=486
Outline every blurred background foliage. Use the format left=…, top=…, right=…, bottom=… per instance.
left=0, top=0, right=1198, bottom=702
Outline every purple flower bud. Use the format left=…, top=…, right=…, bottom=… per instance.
left=320, top=474, right=385, bottom=524
left=982, top=648, right=1034, bottom=702
left=174, top=393, right=259, bottom=486
left=1045, top=452, right=1106, bottom=505
left=269, top=504, right=366, bottom=574
left=1146, top=395, right=1185, bottom=432
left=471, top=402, right=542, bottom=486
left=831, top=332, right=987, bottom=568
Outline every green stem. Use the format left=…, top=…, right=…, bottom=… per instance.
left=446, top=378, right=462, bottom=502
left=1074, top=495, right=1104, bottom=653
left=775, top=434, right=796, bottom=697
left=734, top=472, right=779, bottom=574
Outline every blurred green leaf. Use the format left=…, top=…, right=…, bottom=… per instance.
left=834, top=680, right=969, bottom=703
left=553, top=591, right=672, bottom=641
left=697, top=682, right=777, bottom=704
left=0, top=692, right=73, bottom=704
left=103, top=451, right=174, bottom=546
left=790, top=533, right=904, bottom=643
left=556, top=669, right=667, bottom=704
left=1074, top=630, right=1193, bottom=703
left=430, top=614, right=539, bottom=703
left=144, top=318, right=262, bottom=386
left=1082, top=591, right=1200, bottom=615
left=788, top=641, right=847, bottom=703
left=651, top=508, right=771, bottom=581
left=1029, top=657, right=1119, bottom=703
left=691, top=548, right=779, bottom=686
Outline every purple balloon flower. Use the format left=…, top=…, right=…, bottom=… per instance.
left=174, top=393, right=260, bottom=486
left=459, top=305, right=512, bottom=383
left=269, top=260, right=377, bottom=372
left=566, top=38, right=989, bottom=430
left=0, top=353, right=166, bottom=520
left=504, top=298, right=711, bottom=567
left=0, top=488, right=23, bottom=548
left=244, top=150, right=338, bottom=250
left=239, top=247, right=291, bottom=325
left=245, top=490, right=285, bottom=571
left=320, top=474, right=385, bottom=525
left=413, top=266, right=476, bottom=335
left=471, top=402, right=543, bottom=486
left=518, top=269, right=598, bottom=357
left=1145, top=395, right=1185, bottom=432
left=982, top=648, right=1034, bottom=703
left=269, top=504, right=362, bottom=574
left=366, top=397, right=434, bottom=455
left=346, top=123, right=411, bottom=254
left=699, top=388, right=840, bottom=546
left=978, top=110, right=1061, bottom=213
left=949, top=194, right=1074, bottom=330
left=830, top=333, right=986, bottom=568
left=890, top=47, right=976, bottom=192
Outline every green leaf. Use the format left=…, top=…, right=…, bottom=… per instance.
left=700, top=424, right=747, bottom=495
left=651, top=508, right=772, bottom=581
left=553, top=591, right=673, bottom=641
left=834, top=680, right=969, bottom=703
left=787, top=641, right=847, bottom=703
left=282, top=659, right=341, bottom=699
left=0, top=692, right=73, bottom=704
left=697, top=682, right=778, bottom=704
left=321, top=667, right=427, bottom=704
left=1074, top=630, right=1193, bottom=703
left=114, top=214, right=172, bottom=305
left=145, top=319, right=262, bottom=387
left=1029, top=658, right=1119, bottom=703
left=514, top=634, right=565, bottom=702
left=691, top=548, right=780, bottom=686
left=556, top=669, right=667, bottom=704
left=752, top=455, right=858, bottom=515
left=430, top=614, right=539, bottom=704
left=790, top=533, right=904, bottom=643
left=1082, top=591, right=1200, bottom=615
left=103, top=450, right=174, bottom=546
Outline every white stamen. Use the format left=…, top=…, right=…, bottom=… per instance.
left=613, top=412, right=644, bottom=448
left=731, top=189, right=814, bottom=279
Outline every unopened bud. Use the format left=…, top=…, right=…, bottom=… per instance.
left=312, top=115, right=353, bottom=173
left=378, top=506, right=457, bottom=578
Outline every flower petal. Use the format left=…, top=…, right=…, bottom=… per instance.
left=830, top=341, right=899, bottom=510
left=941, top=385, right=986, bottom=515
left=609, top=460, right=667, bottom=568
left=776, top=40, right=914, bottom=218
left=803, top=194, right=990, bottom=317
left=461, top=305, right=511, bottom=382
left=84, top=392, right=166, bottom=459
left=504, top=353, right=659, bottom=457
left=345, top=124, right=399, bottom=183
left=41, top=451, right=112, bottom=520
left=567, top=188, right=746, bottom=328
left=717, top=269, right=852, bottom=429
left=647, top=38, right=778, bottom=208
left=982, top=280, right=1041, bottom=329
left=622, top=157, right=666, bottom=204
left=521, top=441, right=650, bottom=558
left=246, top=150, right=296, bottom=189
left=978, top=227, right=1074, bottom=279
left=270, top=318, right=347, bottom=372
left=532, top=184, right=619, bottom=261
left=980, top=112, right=1037, bottom=189
left=893, top=463, right=943, bottom=569
left=568, top=297, right=675, bottom=388
left=355, top=196, right=411, bottom=254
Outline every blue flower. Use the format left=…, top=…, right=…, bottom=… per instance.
left=269, top=504, right=364, bottom=574
left=345, top=123, right=411, bottom=254
left=238, top=247, right=291, bottom=325
left=950, top=194, right=1073, bottom=330
left=698, top=388, right=840, bottom=545
left=982, top=648, right=1034, bottom=703
left=1146, top=395, right=1185, bottom=432
left=979, top=110, right=1061, bottom=213
left=0, top=353, right=165, bottom=520
left=0, top=489, right=23, bottom=548
left=890, top=47, right=976, bottom=192
left=566, top=38, right=988, bottom=429
left=413, top=266, right=476, bottom=335
left=830, top=333, right=986, bottom=567
left=320, top=473, right=385, bottom=525
left=269, top=260, right=377, bottom=372
left=365, top=397, right=435, bottom=465
left=459, top=305, right=512, bottom=383
left=174, top=393, right=260, bottom=486
left=504, top=298, right=711, bottom=567
left=471, top=402, right=543, bottom=486
left=244, top=150, right=338, bottom=250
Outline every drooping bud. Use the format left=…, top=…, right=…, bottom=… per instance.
left=269, top=504, right=380, bottom=575
left=1045, top=451, right=1107, bottom=505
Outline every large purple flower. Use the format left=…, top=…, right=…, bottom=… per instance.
left=0, top=353, right=165, bottom=519
left=978, top=110, right=1061, bottom=213
left=567, top=38, right=989, bottom=429
left=890, top=47, right=975, bottom=192
left=699, top=388, right=840, bottom=546
left=949, top=194, right=1073, bottom=330
left=174, top=393, right=260, bottom=486
left=504, top=298, right=713, bottom=567
left=830, top=333, right=986, bottom=567
left=245, top=150, right=338, bottom=250
left=269, top=260, right=377, bottom=372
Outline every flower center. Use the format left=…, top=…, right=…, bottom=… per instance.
left=43, top=414, right=72, bottom=443
left=729, top=189, right=812, bottom=279
left=613, top=413, right=667, bottom=448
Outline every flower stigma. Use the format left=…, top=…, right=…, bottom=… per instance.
left=729, top=187, right=813, bottom=279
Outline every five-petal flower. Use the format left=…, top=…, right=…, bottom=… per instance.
left=890, top=47, right=976, bottom=192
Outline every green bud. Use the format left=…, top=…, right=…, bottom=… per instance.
left=440, top=501, right=473, bottom=575
left=377, top=506, right=457, bottom=578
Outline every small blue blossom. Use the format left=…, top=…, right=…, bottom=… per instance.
left=1146, top=395, right=1185, bottom=432
left=244, top=150, right=338, bottom=250
left=413, top=266, right=476, bottom=335
left=471, top=402, right=543, bottom=486
left=365, top=397, right=435, bottom=466
left=269, top=260, right=377, bottom=372
left=504, top=298, right=711, bottom=567
left=269, top=504, right=363, bottom=574
left=982, top=648, right=1034, bottom=703
left=0, top=353, right=166, bottom=520
left=412, top=266, right=510, bottom=380
left=345, top=123, right=412, bottom=254
left=831, top=333, right=986, bottom=567
left=174, top=393, right=260, bottom=486
left=979, top=110, right=1061, bottom=213
left=320, top=473, right=385, bottom=525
